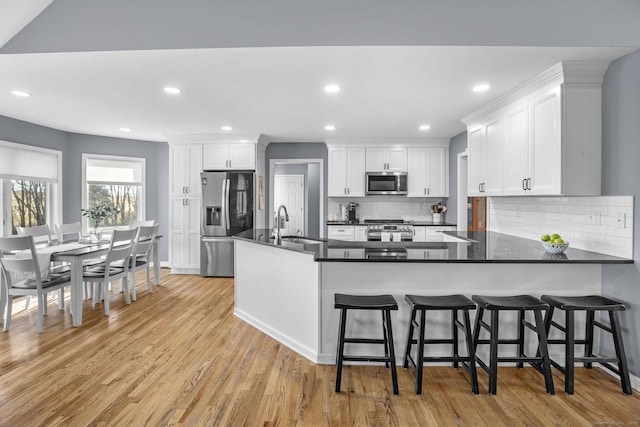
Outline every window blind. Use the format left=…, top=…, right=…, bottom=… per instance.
left=86, top=157, right=143, bottom=185
left=0, top=141, right=60, bottom=183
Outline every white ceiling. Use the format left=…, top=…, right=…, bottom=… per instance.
left=0, top=45, right=635, bottom=143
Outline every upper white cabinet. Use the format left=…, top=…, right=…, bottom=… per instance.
left=467, top=119, right=503, bottom=197
left=463, top=62, right=607, bottom=197
left=407, top=147, right=448, bottom=197
left=328, top=147, right=366, bottom=197
left=365, top=147, right=407, bottom=172
left=203, top=143, right=255, bottom=170
left=170, top=144, right=203, bottom=197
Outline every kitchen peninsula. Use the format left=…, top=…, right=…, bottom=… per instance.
left=233, top=229, right=632, bottom=364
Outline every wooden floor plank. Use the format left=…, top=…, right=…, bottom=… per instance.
left=1, top=272, right=639, bottom=426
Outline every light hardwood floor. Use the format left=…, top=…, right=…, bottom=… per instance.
left=1, top=270, right=639, bottom=426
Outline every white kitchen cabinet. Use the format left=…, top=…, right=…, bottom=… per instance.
left=463, top=62, right=604, bottom=197
left=169, top=196, right=201, bottom=272
left=327, top=225, right=355, bottom=241
left=412, top=226, right=457, bottom=242
left=327, top=147, right=366, bottom=197
left=169, top=144, right=202, bottom=197
left=407, top=147, right=448, bottom=197
left=354, top=226, right=367, bottom=242
left=365, top=147, right=407, bottom=172
left=406, top=248, right=449, bottom=259
left=327, top=248, right=365, bottom=259
left=203, top=143, right=255, bottom=170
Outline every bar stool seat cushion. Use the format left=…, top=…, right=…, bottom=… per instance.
left=472, top=294, right=548, bottom=310
left=541, top=295, right=625, bottom=311
left=405, top=294, right=475, bottom=310
left=335, top=294, right=398, bottom=310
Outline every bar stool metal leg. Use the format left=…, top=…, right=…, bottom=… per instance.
left=610, top=311, right=632, bottom=395
left=534, top=309, right=555, bottom=395
left=463, top=309, right=480, bottom=394
left=565, top=309, right=575, bottom=394
left=403, top=308, right=417, bottom=369
left=488, top=309, right=499, bottom=395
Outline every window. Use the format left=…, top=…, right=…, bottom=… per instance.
left=0, top=140, right=61, bottom=237
left=82, top=154, right=145, bottom=231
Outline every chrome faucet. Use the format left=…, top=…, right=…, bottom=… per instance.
left=275, top=204, right=290, bottom=244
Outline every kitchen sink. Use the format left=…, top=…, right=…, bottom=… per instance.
left=270, top=235, right=324, bottom=245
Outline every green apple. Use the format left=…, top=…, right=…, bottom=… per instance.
left=541, top=234, right=551, bottom=242
left=551, top=233, right=561, bottom=240
left=554, top=238, right=565, bottom=244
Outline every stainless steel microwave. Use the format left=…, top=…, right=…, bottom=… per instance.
left=366, top=172, right=408, bottom=195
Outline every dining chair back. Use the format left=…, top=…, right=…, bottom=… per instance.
left=128, top=224, right=159, bottom=300
left=16, top=225, right=52, bottom=246
left=82, top=228, right=137, bottom=315
left=130, top=219, right=156, bottom=229
left=0, top=235, right=70, bottom=333
left=54, top=222, right=82, bottom=242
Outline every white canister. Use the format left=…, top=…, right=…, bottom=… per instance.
left=432, top=213, right=442, bottom=223
left=339, top=204, right=349, bottom=221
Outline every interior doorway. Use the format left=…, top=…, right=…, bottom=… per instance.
left=268, top=158, right=324, bottom=238
left=274, top=174, right=304, bottom=235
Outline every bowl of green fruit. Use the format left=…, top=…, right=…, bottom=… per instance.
left=541, top=233, right=569, bottom=254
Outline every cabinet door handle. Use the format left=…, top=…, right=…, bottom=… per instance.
left=527, top=178, right=531, bottom=190
left=185, top=199, right=189, bottom=206
left=427, top=188, right=430, bottom=195
left=185, top=186, right=189, bottom=194
left=228, top=160, right=232, bottom=168
left=423, top=188, right=426, bottom=195
left=522, top=178, right=527, bottom=191
left=347, top=187, right=350, bottom=194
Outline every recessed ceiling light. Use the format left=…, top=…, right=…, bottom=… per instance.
left=120, top=127, right=131, bottom=132
left=164, top=87, right=181, bottom=95
left=324, top=125, right=336, bottom=131
left=324, top=84, right=340, bottom=93
left=221, top=126, right=232, bottom=131
left=11, top=90, right=31, bottom=97
left=473, top=84, right=490, bottom=93
left=419, top=125, right=431, bottom=131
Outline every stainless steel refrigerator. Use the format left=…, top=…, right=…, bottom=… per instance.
left=200, top=171, right=254, bottom=276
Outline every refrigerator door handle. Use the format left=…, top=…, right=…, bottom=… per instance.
left=222, top=178, right=231, bottom=230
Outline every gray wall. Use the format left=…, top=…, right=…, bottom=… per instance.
left=265, top=143, right=327, bottom=237
left=447, top=131, right=468, bottom=224
left=0, top=114, right=169, bottom=261
left=4, top=0, right=640, bottom=54
left=601, top=49, right=640, bottom=376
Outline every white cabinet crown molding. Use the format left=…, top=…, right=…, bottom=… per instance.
left=461, top=61, right=609, bottom=127
left=326, top=138, right=449, bottom=149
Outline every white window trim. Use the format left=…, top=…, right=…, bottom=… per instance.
left=81, top=153, right=146, bottom=232
left=0, top=140, right=62, bottom=236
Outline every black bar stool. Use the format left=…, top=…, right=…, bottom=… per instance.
left=334, top=293, right=399, bottom=395
left=472, top=294, right=555, bottom=395
left=541, top=295, right=632, bottom=395
left=403, top=294, right=479, bottom=394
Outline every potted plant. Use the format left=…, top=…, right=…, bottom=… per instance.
left=81, top=203, right=120, bottom=239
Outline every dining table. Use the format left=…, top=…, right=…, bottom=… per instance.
left=49, top=236, right=161, bottom=327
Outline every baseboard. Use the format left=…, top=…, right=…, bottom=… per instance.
left=234, top=308, right=319, bottom=364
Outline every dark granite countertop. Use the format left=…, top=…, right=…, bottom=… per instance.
left=327, top=221, right=457, bottom=227
left=234, top=229, right=632, bottom=264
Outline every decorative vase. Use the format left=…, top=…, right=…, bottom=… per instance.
left=92, top=219, right=102, bottom=241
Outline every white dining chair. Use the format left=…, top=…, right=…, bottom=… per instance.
left=127, top=224, right=159, bottom=301
left=54, top=222, right=83, bottom=242
left=82, top=228, right=137, bottom=315
left=16, top=225, right=53, bottom=246
left=129, top=219, right=156, bottom=229
left=0, top=235, right=71, bottom=333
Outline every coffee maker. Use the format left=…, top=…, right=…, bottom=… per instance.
left=338, top=202, right=359, bottom=223
left=346, top=202, right=359, bottom=223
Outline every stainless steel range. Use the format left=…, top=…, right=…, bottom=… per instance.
left=365, top=219, right=414, bottom=242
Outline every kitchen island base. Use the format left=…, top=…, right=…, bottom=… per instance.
left=234, top=239, right=602, bottom=365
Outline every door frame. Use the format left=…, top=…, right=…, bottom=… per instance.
left=457, top=151, right=468, bottom=232
left=274, top=173, right=305, bottom=235
left=268, top=158, right=325, bottom=238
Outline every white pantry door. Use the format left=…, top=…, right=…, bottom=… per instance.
left=274, top=174, right=305, bottom=236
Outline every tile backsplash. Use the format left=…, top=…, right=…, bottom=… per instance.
left=489, top=196, right=634, bottom=258
left=329, top=197, right=448, bottom=222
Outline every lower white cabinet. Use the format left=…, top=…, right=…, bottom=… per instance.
left=169, top=197, right=201, bottom=272
left=327, top=248, right=365, bottom=259
left=328, top=225, right=367, bottom=242
left=412, top=226, right=456, bottom=242
left=406, top=249, right=449, bottom=259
